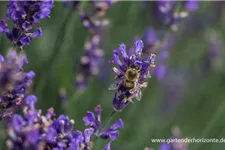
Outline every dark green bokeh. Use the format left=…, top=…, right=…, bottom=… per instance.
left=0, top=1, right=225, bottom=150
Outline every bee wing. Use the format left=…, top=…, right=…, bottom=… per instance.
left=134, top=80, right=142, bottom=101
left=135, top=89, right=142, bottom=101
left=108, top=83, right=119, bottom=90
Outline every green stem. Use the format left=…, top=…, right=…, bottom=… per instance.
left=93, top=110, right=116, bottom=142
left=0, top=121, right=7, bottom=150
left=35, top=8, right=74, bottom=99
left=70, top=91, right=83, bottom=102
left=101, top=111, right=116, bottom=131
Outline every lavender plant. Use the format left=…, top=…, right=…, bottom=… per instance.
left=0, top=1, right=53, bottom=47
left=6, top=95, right=123, bottom=150
left=0, top=1, right=218, bottom=150
left=109, top=40, right=156, bottom=111
left=0, top=49, right=35, bottom=120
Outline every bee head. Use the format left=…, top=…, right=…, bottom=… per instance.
left=126, top=64, right=141, bottom=81
left=129, top=63, right=141, bottom=72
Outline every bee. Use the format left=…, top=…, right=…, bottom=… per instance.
left=109, top=64, right=142, bottom=101
left=124, top=64, right=140, bottom=89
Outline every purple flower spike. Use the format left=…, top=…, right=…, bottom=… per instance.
left=109, top=40, right=156, bottom=111
left=155, top=1, right=199, bottom=31
left=7, top=95, right=99, bottom=150
left=75, top=1, right=116, bottom=91
left=83, top=106, right=124, bottom=149
left=0, top=1, right=54, bottom=46
left=0, top=50, right=35, bottom=120
left=75, top=33, right=104, bottom=92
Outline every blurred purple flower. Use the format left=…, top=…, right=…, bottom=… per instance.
left=154, top=33, right=174, bottom=81
left=74, top=1, right=117, bottom=91
left=75, top=33, right=104, bottom=91
left=143, top=27, right=159, bottom=56
left=204, top=31, right=222, bottom=73
left=0, top=49, right=35, bottom=120
left=83, top=105, right=124, bottom=150
left=109, top=40, right=156, bottom=111
left=0, top=1, right=53, bottom=47
left=185, top=1, right=199, bottom=12
left=155, top=1, right=199, bottom=31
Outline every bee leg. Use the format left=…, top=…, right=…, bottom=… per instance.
left=129, top=88, right=136, bottom=94
left=122, top=98, right=127, bottom=103
left=127, top=97, right=134, bottom=103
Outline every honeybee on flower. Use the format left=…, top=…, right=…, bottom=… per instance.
left=109, top=40, right=156, bottom=111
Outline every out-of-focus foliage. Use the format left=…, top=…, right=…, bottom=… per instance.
left=0, top=1, right=225, bottom=150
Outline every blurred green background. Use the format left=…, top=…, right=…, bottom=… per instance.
left=1, top=1, right=225, bottom=150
